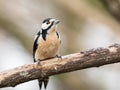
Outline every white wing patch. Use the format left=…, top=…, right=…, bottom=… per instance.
left=34, top=34, right=38, bottom=41
left=34, top=34, right=40, bottom=44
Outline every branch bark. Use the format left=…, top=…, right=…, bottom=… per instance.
left=0, top=44, right=120, bottom=88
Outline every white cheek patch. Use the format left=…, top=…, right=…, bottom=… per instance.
left=41, top=23, right=50, bottom=30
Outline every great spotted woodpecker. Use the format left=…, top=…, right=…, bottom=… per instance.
left=33, top=18, right=61, bottom=90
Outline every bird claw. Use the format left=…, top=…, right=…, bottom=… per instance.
left=56, top=55, right=62, bottom=60
left=36, top=59, right=41, bottom=66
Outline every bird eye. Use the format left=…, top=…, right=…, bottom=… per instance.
left=46, top=21, right=50, bottom=24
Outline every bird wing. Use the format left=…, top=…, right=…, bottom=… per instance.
left=33, top=31, right=41, bottom=62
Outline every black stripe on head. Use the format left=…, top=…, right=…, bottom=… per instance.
left=42, top=18, right=52, bottom=23
left=43, top=21, right=54, bottom=31
left=42, top=21, right=54, bottom=41
left=42, top=18, right=54, bottom=31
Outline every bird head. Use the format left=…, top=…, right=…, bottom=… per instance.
left=41, top=18, right=60, bottom=32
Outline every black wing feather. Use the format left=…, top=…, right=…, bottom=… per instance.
left=33, top=31, right=41, bottom=62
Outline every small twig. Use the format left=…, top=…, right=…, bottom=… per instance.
left=0, top=44, right=120, bottom=88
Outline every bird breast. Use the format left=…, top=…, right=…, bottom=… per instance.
left=35, top=32, right=60, bottom=60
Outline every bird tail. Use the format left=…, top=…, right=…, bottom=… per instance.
left=38, top=77, right=49, bottom=90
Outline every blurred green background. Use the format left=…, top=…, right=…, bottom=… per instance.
left=1, top=0, right=120, bottom=90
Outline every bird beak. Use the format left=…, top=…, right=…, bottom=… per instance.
left=55, top=19, right=60, bottom=24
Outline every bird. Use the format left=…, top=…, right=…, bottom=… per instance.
left=33, top=18, right=61, bottom=90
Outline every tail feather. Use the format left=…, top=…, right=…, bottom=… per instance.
left=38, top=77, right=49, bottom=90
left=43, top=77, right=49, bottom=89
left=38, top=79, right=42, bottom=90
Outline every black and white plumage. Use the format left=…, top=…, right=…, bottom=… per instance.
left=33, top=18, right=61, bottom=90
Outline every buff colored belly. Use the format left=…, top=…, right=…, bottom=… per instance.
left=35, top=32, right=60, bottom=60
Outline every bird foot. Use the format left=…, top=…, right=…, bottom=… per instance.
left=56, top=55, right=62, bottom=60
left=36, top=59, right=41, bottom=66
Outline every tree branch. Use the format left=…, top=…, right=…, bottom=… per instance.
left=0, top=44, right=120, bottom=88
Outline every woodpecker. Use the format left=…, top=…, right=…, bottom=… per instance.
left=33, top=18, right=61, bottom=90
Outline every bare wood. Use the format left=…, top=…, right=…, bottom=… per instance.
left=0, top=44, right=120, bottom=88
